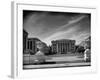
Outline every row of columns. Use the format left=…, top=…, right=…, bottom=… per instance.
left=52, top=40, right=75, bottom=54
left=26, top=39, right=37, bottom=53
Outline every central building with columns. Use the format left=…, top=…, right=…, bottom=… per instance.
left=51, top=39, right=76, bottom=54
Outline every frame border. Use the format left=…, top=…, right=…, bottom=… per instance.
left=11, top=1, right=97, bottom=78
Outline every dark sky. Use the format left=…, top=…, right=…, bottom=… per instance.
left=23, top=10, right=91, bottom=45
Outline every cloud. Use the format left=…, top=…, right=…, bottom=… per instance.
left=55, top=15, right=87, bottom=32
left=23, top=11, right=90, bottom=45
left=68, top=15, right=86, bottom=24
left=43, top=26, right=79, bottom=45
left=43, top=15, right=87, bottom=45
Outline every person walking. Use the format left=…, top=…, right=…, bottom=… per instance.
left=84, top=48, right=91, bottom=62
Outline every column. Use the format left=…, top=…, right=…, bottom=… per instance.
left=57, top=42, right=59, bottom=54
left=67, top=43, right=68, bottom=52
left=62, top=42, right=63, bottom=53
left=61, top=42, right=63, bottom=53
left=68, top=41, right=71, bottom=52
left=26, top=38, right=27, bottom=50
left=60, top=42, right=62, bottom=54
left=27, top=40, right=29, bottom=50
left=56, top=42, right=57, bottom=53
left=70, top=42, right=71, bottom=52
left=32, top=41, right=34, bottom=52
left=28, top=40, right=29, bottom=50
left=60, top=42, right=61, bottom=54
left=52, top=44, right=53, bottom=52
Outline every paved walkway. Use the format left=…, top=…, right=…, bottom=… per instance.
left=23, top=55, right=91, bottom=69
left=46, top=56, right=84, bottom=62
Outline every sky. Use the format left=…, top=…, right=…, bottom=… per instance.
left=23, top=10, right=91, bottom=45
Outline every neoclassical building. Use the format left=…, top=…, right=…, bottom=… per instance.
left=27, top=38, right=40, bottom=54
left=23, top=29, right=28, bottom=53
left=51, top=39, right=76, bottom=54
left=26, top=39, right=49, bottom=55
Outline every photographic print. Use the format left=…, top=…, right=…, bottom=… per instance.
left=23, top=10, right=91, bottom=69
left=11, top=2, right=97, bottom=78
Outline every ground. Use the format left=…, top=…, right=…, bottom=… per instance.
left=23, top=53, right=91, bottom=69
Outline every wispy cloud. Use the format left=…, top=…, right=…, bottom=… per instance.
left=55, top=15, right=87, bottom=32
left=68, top=15, right=86, bottom=24
left=23, top=11, right=90, bottom=45
left=43, top=25, right=79, bottom=45
left=43, top=15, right=87, bottom=45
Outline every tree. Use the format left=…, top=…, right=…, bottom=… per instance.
left=76, top=46, right=85, bottom=53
